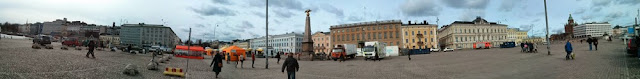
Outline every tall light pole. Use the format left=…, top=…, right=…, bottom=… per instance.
left=544, top=0, right=551, bottom=55
left=212, top=25, right=218, bottom=58
left=265, top=0, right=269, bottom=69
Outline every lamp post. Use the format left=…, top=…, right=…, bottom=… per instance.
left=265, top=0, right=269, bottom=69
left=544, top=0, right=551, bottom=55
left=212, top=25, right=218, bottom=58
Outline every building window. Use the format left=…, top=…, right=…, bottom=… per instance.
left=405, top=31, right=407, bottom=35
left=412, top=31, right=415, bottom=35
left=384, top=32, right=387, bottom=39
left=412, top=39, right=415, bottom=43
left=406, top=39, right=408, bottom=43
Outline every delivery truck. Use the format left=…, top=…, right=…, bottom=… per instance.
left=330, top=44, right=357, bottom=61
left=363, top=41, right=386, bottom=60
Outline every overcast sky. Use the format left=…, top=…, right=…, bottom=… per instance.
left=1, top=0, right=639, bottom=41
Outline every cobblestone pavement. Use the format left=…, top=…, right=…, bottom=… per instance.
left=0, top=39, right=635, bottom=79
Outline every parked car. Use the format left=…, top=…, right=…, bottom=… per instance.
left=32, top=35, right=51, bottom=45
left=430, top=48, right=440, bottom=52
left=443, top=48, right=454, bottom=52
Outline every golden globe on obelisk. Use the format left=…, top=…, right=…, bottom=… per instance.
left=301, top=9, right=314, bottom=61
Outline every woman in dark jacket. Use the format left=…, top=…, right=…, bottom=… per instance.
left=210, top=51, right=224, bottom=78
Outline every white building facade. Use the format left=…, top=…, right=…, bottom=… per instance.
left=438, top=17, right=509, bottom=49
left=249, top=32, right=303, bottom=56
left=573, top=22, right=612, bottom=38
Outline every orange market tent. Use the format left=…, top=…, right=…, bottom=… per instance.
left=222, top=46, right=246, bottom=61
left=174, top=45, right=205, bottom=59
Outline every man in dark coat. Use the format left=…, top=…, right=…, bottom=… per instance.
left=520, top=43, right=525, bottom=52
left=210, top=51, right=224, bottom=78
left=86, top=41, right=96, bottom=58
left=587, top=38, right=593, bottom=51
left=282, top=53, right=299, bottom=79
left=276, top=51, right=282, bottom=64
left=593, top=37, right=598, bottom=50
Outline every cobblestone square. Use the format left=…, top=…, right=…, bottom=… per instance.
left=0, top=39, right=637, bottom=79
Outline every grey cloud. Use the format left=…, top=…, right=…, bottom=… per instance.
left=249, top=0, right=304, bottom=10
left=347, top=16, right=363, bottom=22
left=190, top=6, right=235, bottom=16
left=459, top=9, right=485, bottom=21
left=274, top=10, right=295, bottom=18
left=442, top=0, right=490, bottom=9
left=573, top=8, right=586, bottom=14
left=180, top=28, right=190, bottom=32
left=253, top=12, right=266, bottom=18
left=604, top=12, right=624, bottom=22
left=195, top=24, right=206, bottom=28
left=498, top=0, right=522, bottom=12
left=323, top=5, right=344, bottom=18
left=211, top=0, right=232, bottom=5
left=519, top=24, right=534, bottom=32
left=401, top=0, right=441, bottom=17
left=531, top=19, right=541, bottom=22
left=616, top=0, right=640, bottom=5
left=581, top=15, right=593, bottom=20
left=216, top=31, right=241, bottom=41
left=239, top=21, right=254, bottom=28
left=592, top=7, right=602, bottom=12
left=592, top=0, right=611, bottom=6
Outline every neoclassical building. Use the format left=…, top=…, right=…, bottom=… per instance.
left=312, top=32, right=331, bottom=54
left=401, top=21, right=438, bottom=49
left=438, top=17, right=509, bottom=49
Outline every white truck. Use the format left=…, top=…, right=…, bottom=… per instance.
left=330, top=44, right=357, bottom=61
left=363, top=41, right=386, bottom=60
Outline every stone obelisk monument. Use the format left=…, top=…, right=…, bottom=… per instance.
left=301, top=9, right=314, bottom=61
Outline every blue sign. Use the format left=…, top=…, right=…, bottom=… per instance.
left=629, top=27, right=635, bottom=34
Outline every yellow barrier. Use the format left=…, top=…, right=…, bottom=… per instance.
left=162, top=67, right=185, bottom=77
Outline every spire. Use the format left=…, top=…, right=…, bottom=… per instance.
left=568, top=14, right=573, bottom=21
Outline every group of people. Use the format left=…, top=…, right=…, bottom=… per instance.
left=586, top=37, right=599, bottom=51
left=210, top=51, right=299, bottom=79
left=520, top=42, right=536, bottom=53
left=565, top=37, right=601, bottom=60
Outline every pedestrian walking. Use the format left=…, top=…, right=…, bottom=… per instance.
left=593, top=37, right=598, bottom=51
left=587, top=37, right=593, bottom=51
left=565, top=40, right=573, bottom=60
left=226, top=52, right=230, bottom=64
left=276, top=52, right=282, bottom=64
left=251, top=51, right=255, bottom=68
left=239, top=54, right=244, bottom=68
left=210, top=51, right=223, bottom=78
left=282, top=53, right=299, bottom=79
left=86, top=41, right=96, bottom=58
left=520, top=43, right=525, bottom=52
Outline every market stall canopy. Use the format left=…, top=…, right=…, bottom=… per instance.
left=175, top=45, right=204, bottom=51
left=222, top=46, right=246, bottom=61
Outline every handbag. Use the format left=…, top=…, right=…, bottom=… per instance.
left=218, top=63, right=223, bottom=67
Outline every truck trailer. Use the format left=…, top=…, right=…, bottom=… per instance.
left=363, top=41, right=386, bottom=60
left=331, top=44, right=357, bottom=61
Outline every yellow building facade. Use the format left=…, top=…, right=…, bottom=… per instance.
left=401, top=22, right=438, bottom=49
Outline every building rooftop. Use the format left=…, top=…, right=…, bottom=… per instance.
left=330, top=20, right=402, bottom=29
left=121, top=23, right=168, bottom=28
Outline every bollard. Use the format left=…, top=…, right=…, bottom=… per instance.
left=123, top=64, right=139, bottom=76
left=147, top=62, right=158, bottom=70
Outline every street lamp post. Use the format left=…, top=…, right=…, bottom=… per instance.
left=544, top=0, right=551, bottom=55
left=212, top=25, right=218, bottom=58
left=265, top=0, right=269, bottom=69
